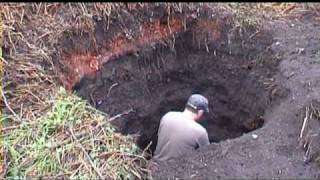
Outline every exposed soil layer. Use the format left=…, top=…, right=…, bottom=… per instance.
left=151, top=9, right=320, bottom=179
left=56, top=4, right=320, bottom=179
left=56, top=4, right=226, bottom=91
left=74, top=14, right=283, bottom=154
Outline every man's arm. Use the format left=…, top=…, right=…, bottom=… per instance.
left=197, top=131, right=210, bottom=147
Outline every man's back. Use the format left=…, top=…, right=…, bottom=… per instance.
left=153, top=111, right=209, bottom=161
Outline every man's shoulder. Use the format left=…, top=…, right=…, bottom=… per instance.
left=159, top=111, right=183, bottom=129
left=162, top=111, right=182, bottom=119
left=191, top=121, right=208, bottom=135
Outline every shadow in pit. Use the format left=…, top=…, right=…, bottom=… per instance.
left=74, top=20, right=283, bottom=156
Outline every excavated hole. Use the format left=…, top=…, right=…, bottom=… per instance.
left=74, top=28, right=278, bottom=155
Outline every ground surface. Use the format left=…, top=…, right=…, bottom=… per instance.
left=3, top=3, right=320, bottom=179
left=75, top=24, right=278, bottom=154
left=151, top=10, right=320, bottom=179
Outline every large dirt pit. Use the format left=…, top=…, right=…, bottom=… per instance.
left=73, top=18, right=282, bottom=155
left=55, top=4, right=320, bottom=179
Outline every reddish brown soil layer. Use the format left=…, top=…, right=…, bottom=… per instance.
left=54, top=4, right=320, bottom=179
left=58, top=8, right=224, bottom=91
left=72, top=5, right=282, bottom=157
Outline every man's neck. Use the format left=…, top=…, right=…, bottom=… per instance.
left=182, top=109, right=196, bottom=121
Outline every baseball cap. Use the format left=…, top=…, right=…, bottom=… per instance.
left=186, top=94, right=210, bottom=113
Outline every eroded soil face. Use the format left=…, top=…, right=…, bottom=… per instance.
left=151, top=10, right=320, bottom=180
left=55, top=4, right=320, bottom=179
left=74, top=19, right=281, bottom=154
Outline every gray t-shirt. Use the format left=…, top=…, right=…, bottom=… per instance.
left=153, top=111, right=210, bottom=161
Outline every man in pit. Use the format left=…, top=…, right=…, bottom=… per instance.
left=153, top=94, right=210, bottom=161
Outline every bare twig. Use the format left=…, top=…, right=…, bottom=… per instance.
left=141, top=141, right=153, bottom=158
left=69, top=126, right=104, bottom=179
left=1, top=88, right=22, bottom=122
left=205, top=38, right=209, bottom=53
left=300, top=106, right=310, bottom=139
left=36, top=31, right=53, bottom=42
left=106, top=83, right=119, bottom=97
left=282, top=4, right=297, bottom=14
left=107, top=108, right=134, bottom=122
left=7, top=30, right=17, bottom=54
left=0, top=57, right=8, bottom=65
left=98, top=151, right=146, bottom=160
left=1, top=125, right=21, bottom=132
left=89, top=87, right=97, bottom=107
left=249, top=30, right=261, bottom=39
left=0, top=120, right=39, bottom=133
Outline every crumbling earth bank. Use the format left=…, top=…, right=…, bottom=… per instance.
left=71, top=4, right=284, bottom=154
left=151, top=8, right=320, bottom=179
left=54, top=3, right=320, bottom=179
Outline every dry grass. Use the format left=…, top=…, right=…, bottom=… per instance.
left=218, top=3, right=320, bottom=28
left=2, top=3, right=59, bottom=122
left=0, top=2, right=182, bottom=121
left=299, top=100, right=320, bottom=165
left=2, top=87, right=150, bottom=179
left=1, top=3, right=140, bottom=122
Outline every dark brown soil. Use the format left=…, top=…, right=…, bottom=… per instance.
left=59, top=4, right=320, bottom=179
left=150, top=10, right=320, bottom=179
left=74, top=16, right=284, bottom=155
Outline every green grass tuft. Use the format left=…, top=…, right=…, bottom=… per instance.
left=2, top=87, right=149, bottom=179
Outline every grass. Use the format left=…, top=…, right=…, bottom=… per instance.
left=2, top=87, right=150, bottom=179
left=0, top=3, right=159, bottom=179
left=219, top=3, right=314, bottom=28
